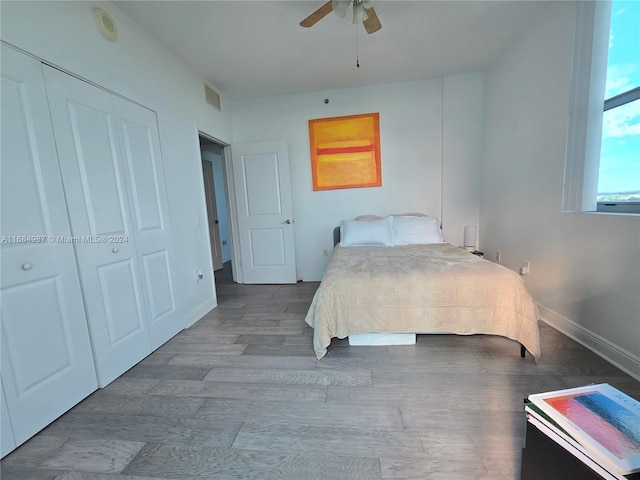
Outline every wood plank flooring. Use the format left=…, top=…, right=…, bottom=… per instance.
left=2, top=262, right=639, bottom=480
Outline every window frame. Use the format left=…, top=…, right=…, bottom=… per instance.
left=596, top=76, right=640, bottom=214
left=604, top=86, right=640, bottom=112
left=563, top=0, right=639, bottom=215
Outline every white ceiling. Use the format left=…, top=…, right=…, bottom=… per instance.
left=114, top=1, right=549, bottom=101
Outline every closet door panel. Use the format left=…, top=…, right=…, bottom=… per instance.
left=1, top=45, right=97, bottom=451
left=1, top=79, right=52, bottom=237
left=141, top=251, right=175, bottom=323
left=66, top=101, right=129, bottom=234
left=97, top=259, right=147, bottom=345
left=3, top=271, right=79, bottom=389
left=119, top=118, right=162, bottom=229
left=43, top=66, right=151, bottom=387
left=115, top=99, right=178, bottom=348
left=1, top=61, right=72, bottom=240
left=1, top=254, right=98, bottom=441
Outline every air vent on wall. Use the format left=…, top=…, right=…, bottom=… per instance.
left=92, top=7, right=118, bottom=41
left=204, top=84, right=221, bottom=111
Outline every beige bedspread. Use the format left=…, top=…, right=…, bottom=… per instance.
left=305, top=243, right=541, bottom=360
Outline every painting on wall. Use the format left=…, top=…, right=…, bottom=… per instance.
left=308, top=112, right=381, bottom=191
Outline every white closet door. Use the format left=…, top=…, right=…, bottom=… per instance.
left=0, top=46, right=97, bottom=449
left=114, top=98, right=178, bottom=349
left=43, top=66, right=151, bottom=387
left=1, top=379, right=15, bottom=457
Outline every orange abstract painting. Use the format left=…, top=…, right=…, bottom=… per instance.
left=309, top=113, right=381, bottom=191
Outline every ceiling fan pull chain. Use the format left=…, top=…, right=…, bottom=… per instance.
left=355, top=22, right=360, bottom=68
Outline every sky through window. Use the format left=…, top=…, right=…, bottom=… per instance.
left=597, top=0, right=640, bottom=200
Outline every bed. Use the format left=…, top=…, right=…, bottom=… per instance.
left=304, top=215, right=541, bottom=361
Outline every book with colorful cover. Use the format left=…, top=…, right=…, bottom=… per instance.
left=525, top=401, right=583, bottom=452
left=525, top=400, right=636, bottom=480
left=528, top=384, right=640, bottom=476
left=525, top=411, right=629, bottom=480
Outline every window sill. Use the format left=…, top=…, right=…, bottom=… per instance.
left=596, top=202, right=640, bottom=214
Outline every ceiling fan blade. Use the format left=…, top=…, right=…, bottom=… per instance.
left=300, top=1, right=334, bottom=28
left=363, top=7, right=382, bottom=34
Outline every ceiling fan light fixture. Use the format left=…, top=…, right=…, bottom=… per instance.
left=353, top=2, right=367, bottom=24
left=332, top=0, right=349, bottom=18
left=299, top=0, right=380, bottom=33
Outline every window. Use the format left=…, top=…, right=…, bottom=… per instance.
left=597, top=0, right=640, bottom=213
left=563, top=1, right=640, bottom=214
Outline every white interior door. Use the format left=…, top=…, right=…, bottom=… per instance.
left=114, top=97, right=179, bottom=349
left=231, top=141, right=296, bottom=284
left=202, top=159, right=224, bottom=271
left=1, top=46, right=97, bottom=449
left=43, top=65, right=151, bottom=387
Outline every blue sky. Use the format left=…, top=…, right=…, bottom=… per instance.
left=598, top=0, right=640, bottom=194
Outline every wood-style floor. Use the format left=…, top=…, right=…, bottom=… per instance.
left=2, top=262, right=639, bottom=480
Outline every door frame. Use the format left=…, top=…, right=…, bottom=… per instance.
left=223, top=144, right=244, bottom=284
left=197, top=133, right=243, bottom=284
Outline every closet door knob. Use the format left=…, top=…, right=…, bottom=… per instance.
left=22, top=262, right=33, bottom=271
left=112, top=247, right=119, bottom=254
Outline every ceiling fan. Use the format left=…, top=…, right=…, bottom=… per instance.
left=300, top=0, right=382, bottom=34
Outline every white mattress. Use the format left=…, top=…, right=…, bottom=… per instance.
left=305, top=243, right=541, bottom=360
left=348, top=333, right=416, bottom=346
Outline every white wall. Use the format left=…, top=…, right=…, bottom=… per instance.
left=230, top=75, right=484, bottom=280
left=481, top=2, right=640, bottom=378
left=443, top=72, right=484, bottom=250
left=1, top=1, right=231, bottom=326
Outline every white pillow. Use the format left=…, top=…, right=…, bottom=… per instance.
left=341, top=216, right=393, bottom=246
left=392, top=215, right=443, bottom=245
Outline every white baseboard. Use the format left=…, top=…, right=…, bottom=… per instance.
left=183, top=297, right=217, bottom=329
left=538, top=304, right=640, bottom=381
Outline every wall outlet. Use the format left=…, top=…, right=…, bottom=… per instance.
left=520, top=261, right=530, bottom=275
left=196, top=269, right=204, bottom=282
left=495, top=250, right=502, bottom=262
left=222, top=240, right=227, bottom=246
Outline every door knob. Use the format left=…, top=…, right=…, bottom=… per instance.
left=21, top=262, right=33, bottom=271
left=112, top=247, right=119, bottom=254
left=214, top=220, right=220, bottom=224
left=281, top=219, right=292, bottom=224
